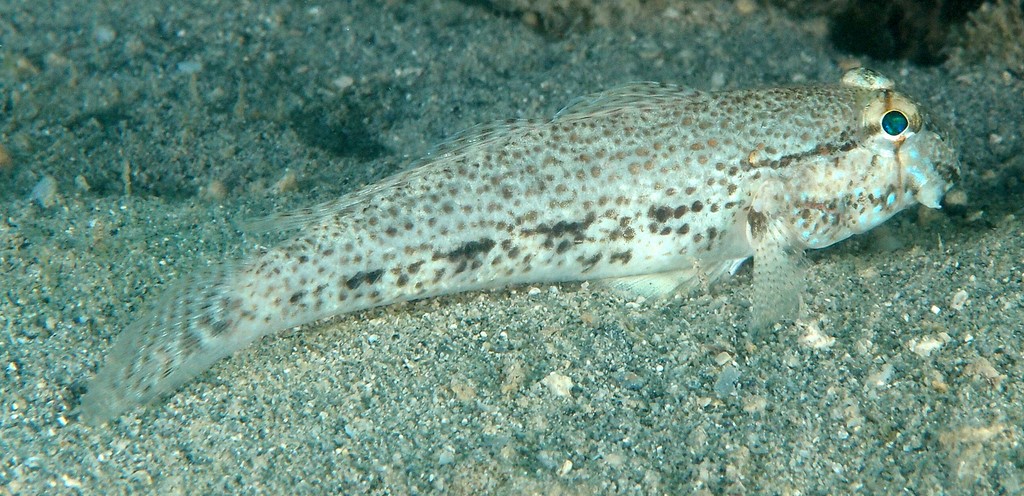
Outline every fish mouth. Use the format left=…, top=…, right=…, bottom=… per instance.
left=898, top=129, right=961, bottom=209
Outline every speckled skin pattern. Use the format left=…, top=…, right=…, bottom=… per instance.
left=80, top=69, right=960, bottom=423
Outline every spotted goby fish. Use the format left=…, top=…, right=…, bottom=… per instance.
left=79, top=68, right=960, bottom=423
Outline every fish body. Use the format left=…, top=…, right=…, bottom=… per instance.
left=80, top=68, right=959, bottom=423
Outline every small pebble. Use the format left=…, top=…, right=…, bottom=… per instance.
left=714, top=365, right=741, bottom=397
left=908, top=333, right=950, bottom=357
left=867, top=363, right=894, bottom=388
left=74, top=175, right=91, bottom=191
left=620, top=372, right=645, bottom=390
left=273, top=170, right=299, bottom=194
left=798, top=322, right=835, bottom=349
left=541, top=372, right=573, bottom=397
left=30, top=175, right=58, bottom=208
left=950, top=290, right=969, bottom=310
left=177, top=60, right=202, bottom=74
left=714, top=351, right=732, bottom=365
left=332, top=75, right=355, bottom=90
left=964, top=357, right=1004, bottom=386
left=735, top=0, right=757, bottom=15
left=944, top=189, right=967, bottom=208
left=200, top=179, right=227, bottom=201
left=24, top=456, right=43, bottom=470
left=710, top=71, right=726, bottom=90
left=94, top=25, right=117, bottom=44
left=61, top=474, right=83, bottom=489
left=557, top=459, right=573, bottom=477
left=437, top=446, right=455, bottom=465
left=0, top=142, right=12, bottom=171
left=45, top=52, right=71, bottom=69
left=742, top=395, right=767, bottom=414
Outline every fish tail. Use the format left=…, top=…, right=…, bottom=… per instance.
left=78, top=264, right=260, bottom=424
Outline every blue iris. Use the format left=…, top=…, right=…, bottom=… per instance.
left=881, top=110, right=909, bottom=136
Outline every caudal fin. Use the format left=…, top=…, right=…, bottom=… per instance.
left=78, top=265, right=259, bottom=424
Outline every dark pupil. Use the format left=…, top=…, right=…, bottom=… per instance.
left=881, top=110, right=908, bottom=136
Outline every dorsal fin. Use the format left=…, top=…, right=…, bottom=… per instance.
left=425, top=118, right=544, bottom=160
left=554, top=82, right=702, bottom=121
left=243, top=161, right=444, bottom=233
left=251, top=121, right=546, bottom=232
left=430, top=82, right=703, bottom=159
left=251, top=82, right=704, bottom=232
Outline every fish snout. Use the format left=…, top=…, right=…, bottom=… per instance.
left=900, top=130, right=961, bottom=209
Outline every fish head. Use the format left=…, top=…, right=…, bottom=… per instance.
left=850, top=72, right=961, bottom=212
left=782, top=69, right=961, bottom=248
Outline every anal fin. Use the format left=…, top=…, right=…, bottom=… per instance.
left=601, top=270, right=692, bottom=300
left=600, top=259, right=746, bottom=301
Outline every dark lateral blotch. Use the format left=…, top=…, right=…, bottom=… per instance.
left=345, top=269, right=384, bottom=290
left=443, top=238, right=497, bottom=262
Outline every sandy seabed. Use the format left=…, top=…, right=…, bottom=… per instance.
left=1, top=1, right=1022, bottom=494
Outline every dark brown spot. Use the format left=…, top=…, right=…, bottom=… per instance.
left=652, top=206, right=672, bottom=223
left=610, top=250, right=632, bottom=264
left=209, top=318, right=231, bottom=337
left=442, top=239, right=496, bottom=270
left=579, top=253, right=602, bottom=271
left=556, top=239, right=572, bottom=254
left=345, top=269, right=383, bottom=290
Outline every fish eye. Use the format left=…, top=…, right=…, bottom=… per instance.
left=880, top=110, right=909, bottom=137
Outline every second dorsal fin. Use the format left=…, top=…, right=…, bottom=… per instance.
left=554, top=82, right=702, bottom=121
left=251, top=82, right=704, bottom=232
